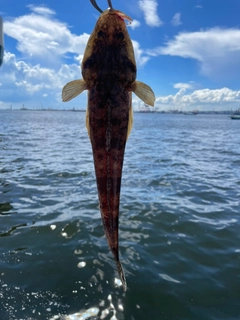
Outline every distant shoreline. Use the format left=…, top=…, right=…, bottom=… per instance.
left=0, top=108, right=236, bottom=115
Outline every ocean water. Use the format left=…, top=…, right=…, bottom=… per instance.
left=0, top=110, right=240, bottom=320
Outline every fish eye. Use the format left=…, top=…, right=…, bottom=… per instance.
left=116, top=32, right=124, bottom=41
left=97, top=30, right=105, bottom=38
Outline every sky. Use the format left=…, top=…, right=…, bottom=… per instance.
left=1, top=0, right=240, bottom=111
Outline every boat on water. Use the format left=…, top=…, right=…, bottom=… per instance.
left=0, top=16, right=3, bottom=67
left=230, top=108, right=240, bottom=120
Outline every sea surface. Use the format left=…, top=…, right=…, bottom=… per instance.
left=0, top=110, right=240, bottom=320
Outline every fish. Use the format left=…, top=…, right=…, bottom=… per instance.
left=62, top=0, right=155, bottom=291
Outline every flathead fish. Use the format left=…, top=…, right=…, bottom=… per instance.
left=62, top=0, right=155, bottom=291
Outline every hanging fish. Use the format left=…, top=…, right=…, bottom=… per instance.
left=62, top=0, right=155, bottom=291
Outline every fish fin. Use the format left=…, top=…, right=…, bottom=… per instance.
left=62, top=79, right=87, bottom=102
left=115, top=10, right=133, bottom=23
left=127, top=92, right=133, bottom=139
left=116, top=260, right=127, bottom=291
left=86, top=103, right=90, bottom=136
left=132, top=81, right=155, bottom=107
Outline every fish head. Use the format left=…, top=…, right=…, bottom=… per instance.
left=82, top=8, right=136, bottom=88
left=94, top=8, right=133, bottom=43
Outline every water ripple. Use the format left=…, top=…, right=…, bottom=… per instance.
left=0, top=111, right=240, bottom=320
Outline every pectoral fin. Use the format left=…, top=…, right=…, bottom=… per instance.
left=62, top=79, right=87, bottom=102
left=127, top=92, right=133, bottom=139
left=132, top=81, right=155, bottom=107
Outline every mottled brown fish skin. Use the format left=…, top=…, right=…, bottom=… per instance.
left=82, top=10, right=136, bottom=290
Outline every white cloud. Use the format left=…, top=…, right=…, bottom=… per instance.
left=138, top=0, right=163, bottom=27
left=128, top=20, right=141, bottom=30
left=4, top=6, right=90, bottom=59
left=155, top=87, right=240, bottom=111
left=171, top=13, right=182, bottom=27
left=132, top=40, right=150, bottom=67
left=147, top=27, right=240, bottom=78
left=0, top=51, right=80, bottom=107
left=173, top=82, right=194, bottom=90
left=27, top=5, right=55, bottom=16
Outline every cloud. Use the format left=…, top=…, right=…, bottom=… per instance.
left=171, top=13, right=182, bottom=27
left=0, top=51, right=80, bottom=106
left=128, top=20, right=141, bottom=30
left=147, top=27, right=240, bottom=79
left=4, top=6, right=90, bottom=60
left=155, top=87, right=240, bottom=110
left=27, top=5, right=55, bottom=16
left=1, top=5, right=90, bottom=108
left=132, top=40, right=150, bottom=66
left=173, top=82, right=194, bottom=90
left=138, top=0, right=163, bottom=27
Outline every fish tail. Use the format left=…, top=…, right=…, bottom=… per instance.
left=116, top=259, right=127, bottom=291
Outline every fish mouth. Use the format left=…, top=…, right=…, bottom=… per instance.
left=90, top=0, right=113, bottom=13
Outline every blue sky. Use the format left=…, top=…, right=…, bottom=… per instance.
left=1, top=0, right=240, bottom=111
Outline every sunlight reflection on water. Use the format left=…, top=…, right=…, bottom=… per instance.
left=49, top=293, right=125, bottom=320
